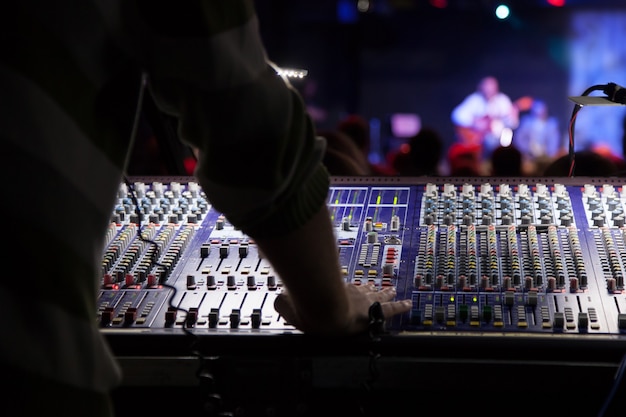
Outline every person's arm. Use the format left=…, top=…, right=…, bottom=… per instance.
left=451, top=95, right=477, bottom=128
left=126, top=1, right=412, bottom=335
left=255, top=202, right=412, bottom=335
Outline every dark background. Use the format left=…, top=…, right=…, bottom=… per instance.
left=256, top=0, right=626, bottom=161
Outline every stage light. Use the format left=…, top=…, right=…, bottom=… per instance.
left=429, top=0, right=448, bottom=8
left=547, top=0, right=566, bottom=7
left=495, top=4, right=511, bottom=20
left=275, top=68, right=309, bottom=79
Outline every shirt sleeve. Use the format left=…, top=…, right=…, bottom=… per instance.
left=451, top=94, right=481, bottom=127
left=121, top=0, right=330, bottom=238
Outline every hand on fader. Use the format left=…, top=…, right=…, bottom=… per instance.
left=274, top=283, right=413, bottom=335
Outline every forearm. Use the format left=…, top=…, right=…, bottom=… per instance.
left=254, top=203, right=351, bottom=334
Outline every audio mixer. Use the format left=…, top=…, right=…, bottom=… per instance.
left=100, top=175, right=626, bottom=346
left=105, top=175, right=626, bottom=417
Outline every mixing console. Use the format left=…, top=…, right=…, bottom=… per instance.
left=99, top=176, right=626, bottom=340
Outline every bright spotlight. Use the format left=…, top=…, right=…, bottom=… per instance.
left=495, top=4, right=510, bottom=20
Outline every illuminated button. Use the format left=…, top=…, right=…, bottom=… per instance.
left=470, top=305, right=480, bottom=326
left=516, top=306, right=527, bottom=328
left=423, top=304, right=433, bottom=325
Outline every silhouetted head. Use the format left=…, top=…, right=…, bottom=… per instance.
left=478, top=76, right=499, bottom=100
left=491, top=145, right=522, bottom=176
left=337, top=114, right=370, bottom=154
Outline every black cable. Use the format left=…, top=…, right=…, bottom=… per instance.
left=355, top=302, right=386, bottom=416
left=568, top=84, right=607, bottom=177
left=124, top=177, right=232, bottom=415
left=122, top=72, right=227, bottom=415
left=123, top=177, right=198, bottom=339
left=597, top=352, right=626, bottom=417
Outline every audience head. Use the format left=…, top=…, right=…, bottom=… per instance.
left=337, top=114, right=371, bottom=155
left=391, top=127, right=444, bottom=176
left=318, top=129, right=371, bottom=176
left=447, top=143, right=482, bottom=176
left=543, top=150, right=619, bottom=177
left=491, top=145, right=522, bottom=176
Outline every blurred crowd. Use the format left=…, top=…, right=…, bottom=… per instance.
left=319, top=112, right=626, bottom=178
left=130, top=75, right=626, bottom=179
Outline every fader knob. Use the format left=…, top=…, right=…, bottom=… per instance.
left=247, top=275, right=257, bottom=289
left=267, top=275, right=277, bottom=290
left=504, top=291, right=515, bottom=306
left=100, top=307, right=114, bottom=326
left=208, top=308, right=219, bottom=328
left=206, top=275, right=216, bottom=289
left=553, top=312, right=564, bottom=329
left=186, top=274, right=196, bottom=289
left=230, top=309, right=241, bottom=328
left=251, top=309, right=262, bottom=329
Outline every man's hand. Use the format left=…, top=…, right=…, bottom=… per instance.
left=274, top=283, right=413, bottom=335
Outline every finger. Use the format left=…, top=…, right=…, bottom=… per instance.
left=379, top=299, right=413, bottom=319
left=273, top=293, right=300, bottom=327
left=367, top=286, right=398, bottom=302
left=350, top=282, right=377, bottom=293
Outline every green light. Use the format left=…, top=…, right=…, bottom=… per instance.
left=449, top=296, right=455, bottom=302
left=472, top=296, right=478, bottom=303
